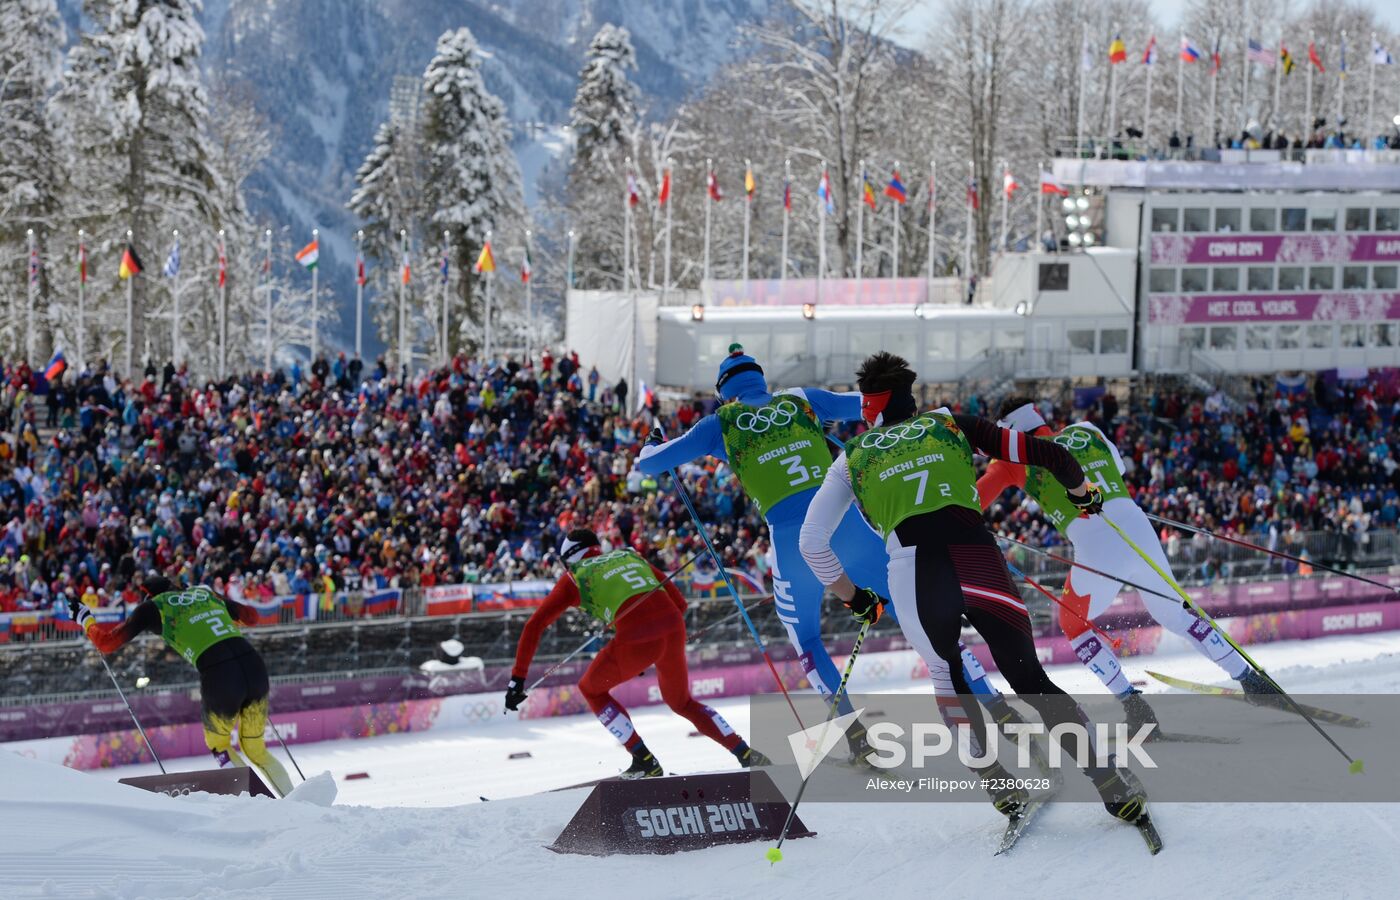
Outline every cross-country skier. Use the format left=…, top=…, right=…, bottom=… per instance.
left=505, top=529, right=768, bottom=778
left=637, top=344, right=1006, bottom=764
left=799, top=353, right=1149, bottom=827
left=978, top=398, right=1277, bottom=727
left=70, top=574, right=294, bottom=796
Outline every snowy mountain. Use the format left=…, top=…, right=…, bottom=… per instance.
left=55, top=0, right=775, bottom=351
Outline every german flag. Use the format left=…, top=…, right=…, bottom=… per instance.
left=118, top=244, right=142, bottom=280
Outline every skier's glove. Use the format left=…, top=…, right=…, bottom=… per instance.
left=645, top=427, right=665, bottom=448
left=844, top=587, right=886, bottom=625
left=68, top=597, right=94, bottom=631
left=1068, top=483, right=1104, bottom=516
left=503, top=676, right=528, bottom=712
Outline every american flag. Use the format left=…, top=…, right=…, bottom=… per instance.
left=1247, top=39, right=1275, bottom=67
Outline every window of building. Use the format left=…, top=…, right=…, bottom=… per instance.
left=1038, top=263, right=1070, bottom=291
left=1180, top=326, right=1206, bottom=350
left=960, top=327, right=991, bottom=360
left=1245, top=325, right=1273, bottom=350
left=1278, top=266, right=1305, bottom=290
left=886, top=327, right=918, bottom=361
left=1340, top=324, right=1366, bottom=348
left=1345, top=208, right=1372, bottom=231
left=1209, top=326, right=1237, bottom=350
left=1149, top=268, right=1176, bottom=292
left=1215, top=208, right=1242, bottom=232
left=1281, top=208, right=1307, bottom=232
left=1371, top=323, right=1396, bottom=347
left=1180, top=267, right=1209, bottom=292
left=773, top=330, right=806, bottom=361
left=1309, top=267, right=1335, bottom=290
left=996, top=328, right=1025, bottom=350
left=1247, top=267, right=1275, bottom=290
left=1309, top=209, right=1338, bottom=231
left=1151, top=208, right=1179, bottom=232
left=1067, top=329, right=1096, bottom=354
left=1100, top=329, right=1128, bottom=354
left=1307, top=324, right=1332, bottom=348
left=1343, top=266, right=1368, bottom=290
left=1374, top=266, right=1398, bottom=289
left=1212, top=267, right=1239, bottom=291
left=849, top=328, right=883, bottom=357
left=1182, top=208, right=1211, bottom=232
left=1250, top=207, right=1277, bottom=231
left=1377, top=208, right=1400, bottom=231
left=926, top=329, right=955, bottom=362
left=1277, top=325, right=1301, bottom=349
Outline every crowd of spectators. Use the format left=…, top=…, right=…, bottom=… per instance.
left=0, top=350, right=1395, bottom=616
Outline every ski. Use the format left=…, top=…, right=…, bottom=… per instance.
left=1135, top=814, right=1164, bottom=855
left=994, top=797, right=1050, bottom=856
left=1146, top=671, right=1370, bottom=728
left=1146, top=730, right=1240, bottom=745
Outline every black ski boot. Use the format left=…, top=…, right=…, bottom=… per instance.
left=979, top=761, right=1030, bottom=819
left=620, top=744, right=664, bottom=779
left=1092, top=763, right=1149, bottom=824
left=734, top=742, right=772, bottom=768
left=1238, top=669, right=1287, bottom=709
left=844, top=720, right=878, bottom=769
left=1122, top=688, right=1159, bottom=733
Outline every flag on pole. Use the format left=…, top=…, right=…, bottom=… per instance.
left=521, top=245, right=532, bottom=284
left=1181, top=37, right=1201, bottom=62
left=218, top=242, right=227, bottom=287
left=1280, top=45, right=1296, bottom=75
left=1108, top=33, right=1127, bottom=64
left=817, top=169, right=835, bottom=215
left=658, top=167, right=671, bottom=207
left=43, top=351, right=66, bottom=382
left=706, top=169, right=722, bottom=201
left=1039, top=170, right=1069, bottom=196
left=966, top=176, right=979, bottom=210
left=884, top=170, right=907, bottom=203
left=1248, top=39, right=1275, bottom=67
left=626, top=171, right=640, bottom=207
left=28, top=244, right=39, bottom=286
left=474, top=242, right=496, bottom=274
left=163, top=237, right=180, bottom=278
left=440, top=248, right=449, bottom=283
left=744, top=165, right=755, bottom=200
left=1003, top=169, right=1019, bottom=198
left=1142, top=35, right=1158, bottom=65
left=861, top=171, right=877, bottom=209
left=356, top=250, right=366, bottom=286
left=296, top=239, right=319, bottom=269
left=119, top=245, right=142, bottom=279
left=401, top=248, right=411, bottom=285
left=1375, top=40, right=1395, bottom=65
left=1210, top=34, right=1223, bottom=74
left=78, top=242, right=87, bottom=284
left=783, top=175, right=791, bottom=212
left=1308, top=41, right=1325, bottom=73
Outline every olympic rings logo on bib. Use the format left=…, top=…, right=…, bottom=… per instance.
left=735, top=400, right=798, bottom=434
left=859, top=420, right=928, bottom=449
left=163, top=589, right=206, bottom=607
left=1053, top=428, right=1093, bottom=451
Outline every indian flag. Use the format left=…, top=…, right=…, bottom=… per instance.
left=295, top=239, right=319, bottom=270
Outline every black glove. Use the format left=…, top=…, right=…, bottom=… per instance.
left=645, top=426, right=665, bottom=448
left=68, top=597, right=93, bottom=630
left=844, top=587, right=886, bottom=625
left=504, top=676, right=528, bottom=712
left=1068, top=483, right=1104, bottom=516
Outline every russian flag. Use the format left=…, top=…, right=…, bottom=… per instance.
left=363, top=590, right=400, bottom=616
left=1181, top=36, right=1201, bottom=62
left=43, top=351, right=66, bottom=382
left=884, top=170, right=907, bottom=204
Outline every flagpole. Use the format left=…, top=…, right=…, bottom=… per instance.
left=1242, top=3, right=1252, bottom=133
left=926, top=160, right=936, bottom=292
left=623, top=156, right=632, bottom=293
left=1209, top=32, right=1220, bottom=145
left=1340, top=30, right=1348, bottom=129
left=1144, top=47, right=1155, bottom=151
left=77, top=229, right=85, bottom=370
left=998, top=161, right=1009, bottom=254
left=441, top=229, right=450, bottom=363
left=126, top=228, right=135, bottom=375
left=1273, top=31, right=1284, bottom=131
left=742, top=158, right=752, bottom=281
left=309, top=228, right=319, bottom=362
left=964, top=161, right=973, bottom=285
left=1305, top=30, right=1314, bottom=140
left=1366, top=31, right=1377, bottom=142
left=26, top=229, right=35, bottom=363
left=702, top=157, right=712, bottom=284
left=1175, top=31, right=1185, bottom=141
left=855, top=159, right=864, bottom=283
left=663, top=157, right=673, bottom=297
left=525, top=229, right=534, bottom=362
left=781, top=158, right=790, bottom=281
left=566, top=229, right=576, bottom=290
left=263, top=228, right=272, bottom=372
left=1077, top=23, right=1088, bottom=153
left=817, top=161, right=826, bottom=307
left=218, top=229, right=227, bottom=379
left=1109, top=23, right=1120, bottom=146
left=891, top=160, right=900, bottom=278
left=398, top=229, right=407, bottom=375
left=485, top=229, right=494, bottom=363
left=1035, top=161, right=1044, bottom=251
left=355, top=230, right=364, bottom=360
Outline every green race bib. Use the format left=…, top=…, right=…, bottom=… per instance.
left=150, top=586, right=241, bottom=665
left=845, top=412, right=980, bottom=539
left=1023, top=423, right=1129, bottom=532
left=570, top=549, right=662, bottom=625
left=717, top=393, right=830, bottom=517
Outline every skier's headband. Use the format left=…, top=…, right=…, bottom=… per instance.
left=714, top=361, right=764, bottom=396
left=997, top=403, right=1046, bottom=433
left=558, top=537, right=598, bottom=564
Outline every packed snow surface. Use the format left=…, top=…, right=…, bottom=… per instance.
left=7, top=632, right=1400, bottom=899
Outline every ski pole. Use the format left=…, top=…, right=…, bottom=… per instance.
left=1004, top=561, right=1122, bottom=650
left=1144, top=512, right=1397, bottom=595
left=664, top=458, right=807, bottom=731
left=994, top=532, right=1185, bottom=606
left=516, top=549, right=705, bottom=700
left=266, top=719, right=305, bottom=781
left=1101, top=512, right=1363, bottom=773
left=99, top=655, right=166, bottom=774
left=767, top=617, right=872, bottom=865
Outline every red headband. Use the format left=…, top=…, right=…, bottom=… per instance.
left=861, top=390, right=892, bottom=427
